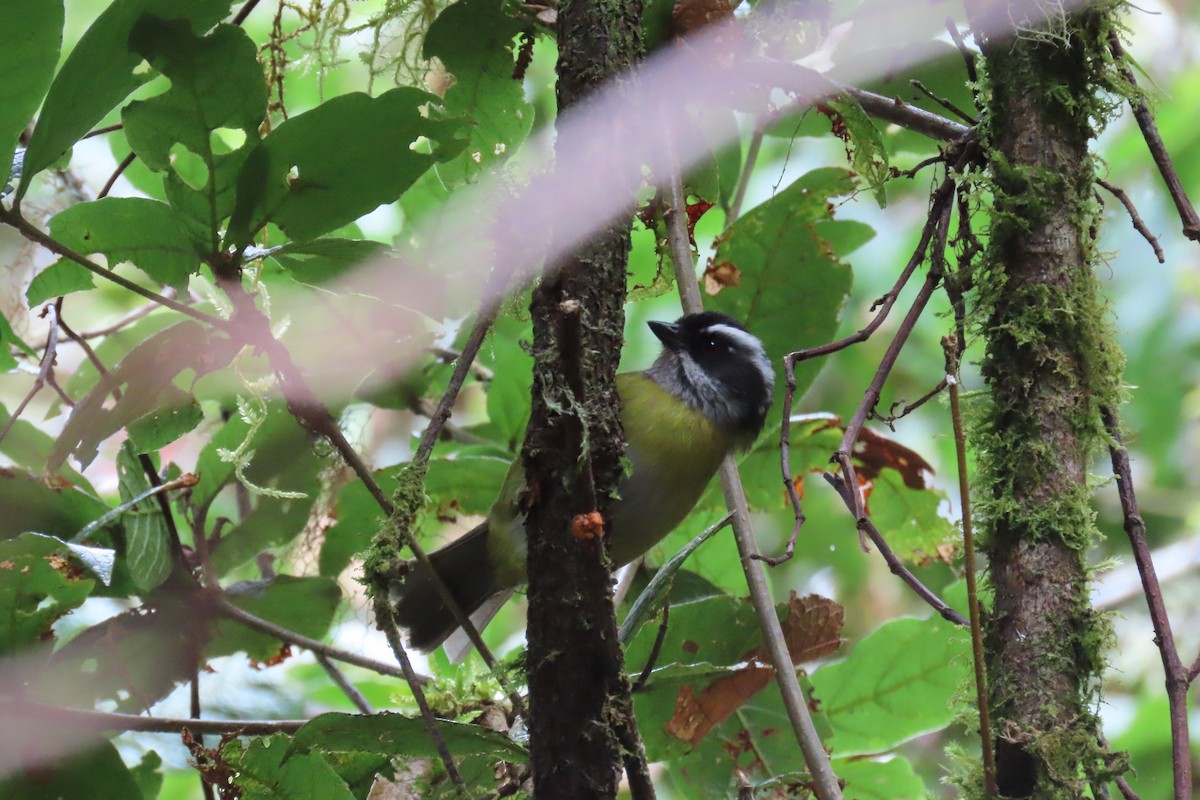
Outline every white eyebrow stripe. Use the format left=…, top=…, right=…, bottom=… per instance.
left=706, top=323, right=776, bottom=393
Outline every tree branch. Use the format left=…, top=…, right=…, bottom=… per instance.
left=663, top=167, right=844, bottom=800
left=1108, top=32, right=1200, bottom=242
left=1102, top=406, right=1192, bottom=798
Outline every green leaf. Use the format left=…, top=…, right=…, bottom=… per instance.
left=810, top=615, right=969, bottom=755
left=26, top=259, right=96, bottom=306
left=38, top=592, right=206, bottom=711
left=0, top=533, right=95, bottom=653
left=619, top=513, right=729, bottom=643
left=0, top=312, right=34, bottom=371
left=479, top=315, right=532, bottom=447
left=424, top=0, right=532, bottom=187
left=826, top=96, right=890, bottom=206
left=287, top=711, right=530, bottom=764
left=130, top=750, right=165, bottom=800
left=0, top=0, right=63, bottom=183
left=269, top=238, right=390, bottom=284
left=0, top=468, right=111, bottom=541
left=48, top=197, right=200, bottom=288
left=228, top=88, right=466, bottom=245
left=116, top=442, right=174, bottom=592
left=126, top=393, right=205, bottom=453
left=224, top=736, right=356, bottom=800
left=17, top=0, right=237, bottom=197
left=48, top=321, right=239, bottom=472
left=707, top=168, right=867, bottom=404
left=833, top=756, right=926, bottom=800
left=211, top=576, right=341, bottom=661
left=0, top=742, right=143, bottom=800
left=868, top=471, right=956, bottom=564
left=123, top=19, right=266, bottom=254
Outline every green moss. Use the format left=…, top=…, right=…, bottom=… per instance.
left=360, top=461, right=430, bottom=601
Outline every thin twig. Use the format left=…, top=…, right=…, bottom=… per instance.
left=82, top=124, right=123, bottom=140
left=728, top=123, right=766, bottom=222
left=821, top=473, right=967, bottom=626
left=2, top=701, right=308, bottom=736
left=1097, top=177, right=1165, bottom=264
left=98, top=152, right=135, bottom=199
left=664, top=163, right=844, bottom=800
left=871, top=377, right=948, bottom=430
left=74, top=473, right=199, bottom=541
left=215, top=596, right=424, bottom=683
left=630, top=602, right=669, bottom=693
left=232, top=0, right=264, bottom=25
left=909, top=80, right=977, bottom=124
left=944, top=18, right=979, bottom=85
left=944, top=335, right=996, bottom=796
left=0, top=207, right=224, bottom=325
left=376, top=601, right=467, bottom=796
left=315, top=652, right=375, bottom=715
left=0, top=303, right=60, bottom=447
left=1102, top=406, right=1192, bottom=800
left=1108, top=32, right=1200, bottom=242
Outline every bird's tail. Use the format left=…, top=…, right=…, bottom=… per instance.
left=392, top=521, right=499, bottom=652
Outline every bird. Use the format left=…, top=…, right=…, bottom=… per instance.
left=392, top=310, right=774, bottom=652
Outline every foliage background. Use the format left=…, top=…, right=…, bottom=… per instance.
left=1, top=0, right=1198, bottom=797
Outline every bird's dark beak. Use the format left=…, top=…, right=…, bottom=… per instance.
left=648, top=320, right=680, bottom=351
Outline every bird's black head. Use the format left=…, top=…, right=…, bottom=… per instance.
left=646, top=311, right=774, bottom=444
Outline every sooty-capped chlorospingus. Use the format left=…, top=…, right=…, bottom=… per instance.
left=393, top=311, right=774, bottom=652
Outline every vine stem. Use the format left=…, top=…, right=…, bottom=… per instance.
left=944, top=334, right=996, bottom=797
left=661, top=157, right=844, bottom=800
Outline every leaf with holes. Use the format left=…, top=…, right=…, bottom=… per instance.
left=16, top=0, right=237, bottom=196
left=227, top=88, right=466, bottom=245
left=48, top=198, right=201, bottom=289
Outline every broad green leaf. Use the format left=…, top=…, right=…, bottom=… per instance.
left=26, top=259, right=95, bottom=306
left=211, top=576, right=341, bottom=661
left=320, top=471, right=397, bottom=578
left=269, top=238, right=390, bottom=284
left=126, top=392, right=205, bottom=453
left=17, top=0, right=237, bottom=197
left=423, top=454, right=512, bottom=517
left=0, top=533, right=95, bottom=653
left=707, top=168, right=868, bottom=405
left=116, top=442, right=173, bottom=592
left=424, top=0, right=532, bottom=187
left=228, top=88, right=466, bottom=245
left=834, top=756, right=926, bottom=800
left=130, top=750, right=165, bottom=800
left=478, top=315, right=533, bottom=448
left=48, top=197, right=200, bottom=289
left=48, top=321, right=239, bottom=472
left=287, top=712, right=529, bottom=763
left=38, top=592, right=206, bottom=711
left=0, top=468, right=111, bottom=541
left=868, top=471, right=956, bottom=564
left=0, top=0, right=63, bottom=182
left=124, top=20, right=264, bottom=170
left=810, top=615, right=969, bottom=755
left=0, top=742, right=143, bottom=800
left=0, top=312, right=34, bottom=371
left=123, top=19, right=266, bottom=254
left=223, top=736, right=355, bottom=800
left=619, top=514, right=730, bottom=643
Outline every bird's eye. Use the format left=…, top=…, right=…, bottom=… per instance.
left=704, top=337, right=721, bottom=352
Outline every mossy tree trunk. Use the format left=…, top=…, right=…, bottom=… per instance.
left=967, top=1, right=1126, bottom=797
left=522, top=0, right=646, bottom=796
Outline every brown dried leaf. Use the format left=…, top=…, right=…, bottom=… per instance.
left=703, top=259, right=742, bottom=295
left=665, top=593, right=844, bottom=746
left=853, top=427, right=934, bottom=489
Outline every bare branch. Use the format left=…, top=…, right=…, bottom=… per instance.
left=1108, top=32, right=1200, bottom=242
left=1096, top=177, right=1165, bottom=264
left=2, top=700, right=308, bottom=736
